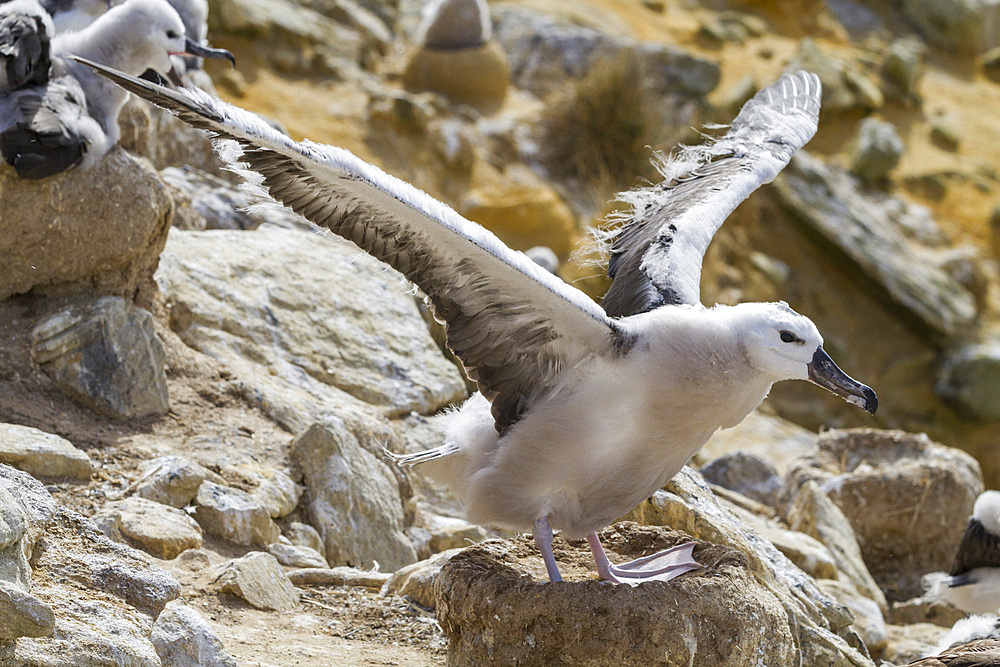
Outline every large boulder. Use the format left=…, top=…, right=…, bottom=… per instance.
left=936, top=339, right=1000, bottom=421
left=402, top=42, right=509, bottom=112
left=156, top=226, right=467, bottom=433
left=784, top=429, right=983, bottom=600
left=0, top=147, right=173, bottom=302
left=901, top=0, right=1000, bottom=53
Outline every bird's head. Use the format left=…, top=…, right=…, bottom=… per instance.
left=739, top=302, right=877, bottom=414
left=105, top=0, right=233, bottom=76
left=974, top=491, right=1000, bottom=536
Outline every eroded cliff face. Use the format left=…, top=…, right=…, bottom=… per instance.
left=199, top=0, right=1000, bottom=482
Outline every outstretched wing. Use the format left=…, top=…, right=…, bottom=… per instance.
left=601, top=70, right=821, bottom=317
left=75, top=57, right=624, bottom=434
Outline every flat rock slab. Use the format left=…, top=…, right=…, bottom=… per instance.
left=435, top=524, right=798, bottom=666
left=193, top=481, right=280, bottom=547
left=93, top=496, right=203, bottom=560
left=135, top=455, right=216, bottom=508
left=0, top=579, right=54, bottom=641
left=0, top=423, right=93, bottom=482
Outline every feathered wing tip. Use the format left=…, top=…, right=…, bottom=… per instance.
left=388, top=443, right=461, bottom=467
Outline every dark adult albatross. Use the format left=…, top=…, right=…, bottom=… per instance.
left=76, top=62, right=878, bottom=584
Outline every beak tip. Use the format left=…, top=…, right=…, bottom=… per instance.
left=864, top=388, right=878, bottom=415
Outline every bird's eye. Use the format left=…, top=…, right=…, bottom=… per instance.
left=779, top=331, right=799, bottom=343
left=166, top=30, right=179, bottom=39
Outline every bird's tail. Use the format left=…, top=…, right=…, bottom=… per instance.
left=385, top=443, right=461, bottom=467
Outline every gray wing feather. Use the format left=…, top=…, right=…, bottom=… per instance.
left=601, top=70, right=822, bottom=317
left=73, top=57, right=622, bottom=435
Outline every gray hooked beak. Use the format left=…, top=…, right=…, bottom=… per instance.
left=807, top=347, right=878, bottom=415
left=180, top=37, right=236, bottom=67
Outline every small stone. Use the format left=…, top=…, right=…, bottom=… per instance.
left=193, top=481, right=280, bottom=547
left=151, top=600, right=238, bottom=667
left=267, top=538, right=328, bottom=569
left=286, top=566, right=391, bottom=589
left=931, top=120, right=961, bottom=151
left=30, top=296, right=169, bottom=420
left=882, top=38, right=925, bottom=101
left=381, top=548, right=461, bottom=608
left=882, top=622, right=948, bottom=664
left=890, top=596, right=966, bottom=628
left=0, top=424, right=93, bottom=482
left=419, top=511, right=488, bottom=553
left=93, top=496, right=203, bottom=560
left=849, top=117, right=904, bottom=182
left=214, top=552, right=299, bottom=612
left=285, top=521, right=325, bottom=556
left=0, top=579, right=55, bottom=640
left=700, top=451, right=783, bottom=507
left=135, top=455, right=214, bottom=508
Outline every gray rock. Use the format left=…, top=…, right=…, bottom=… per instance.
left=418, top=511, right=488, bottom=553
left=193, top=481, right=281, bottom=547
left=524, top=246, right=559, bottom=274
left=786, top=480, right=888, bottom=614
left=118, top=97, right=223, bottom=175
left=0, top=486, right=32, bottom=590
left=0, top=423, right=93, bottom=482
left=159, top=166, right=312, bottom=231
left=883, top=38, right=926, bottom=102
left=291, top=421, right=418, bottom=571
left=93, top=496, right=203, bottom=560
left=492, top=6, right=719, bottom=99
left=135, top=455, right=215, bottom=508
left=0, top=596, right=161, bottom=666
left=817, top=578, right=888, bottom=656
left=0, top=578, right=54, bottom=640
left=901, top=0, right=1000, bottom=53
left=0, top=464, right=57, bottom=556
left=890, top=596, right=966, bottom=628
left=930, top=119, right=962, bottom=151
left=268, top=538, right=328, bottom=568
left=287, top=566, right=391, bottom=588
left=285, top=521, right=325, bottom=556
left=416, top=0, right=489, bottom=48
left=0, top=147, right=173, bottom=302
left=850, top=117, right=904, bottom=183
left=151, top=600, right=239, bottom=667
left=773, top=151, right=977, bottom=342
left=937, top=339, right=1000, bottom=421
left=624, top=468, right=870, bottom=663
left=207, top=0, right=368, bottom=75
left=214, top=551, right=299, bottom=611
left=436, top=526, right=801, bottom=665
left=381, top=548, right=461, bottom=608
left=30, top=296, right=169, bottom=420
left=784, top=429, right=983, bottom=601
left=700, top=451, right=783, bottom=507
left=156, top=226, right=467, bottom=433
left=34, top=508, right=181, bottom=617
left=696, top=410, right=817, bottom=476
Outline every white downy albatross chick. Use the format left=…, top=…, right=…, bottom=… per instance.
left=74, top=64, right=879, bottom=584
left=0, top=0, right=232, bottom=178
left=925, top=491, right=1000, bottom=614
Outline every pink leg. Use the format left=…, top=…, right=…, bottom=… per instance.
left=587, top=532, right=701, bottom=585
left=533, top=517, right=563, bottom=582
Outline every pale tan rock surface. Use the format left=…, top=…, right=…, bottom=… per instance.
left=0, top=423, right=92, bottom=482
left=193, top=481, right=281, bottom=547
left=214, top=551, right=300, bottom=612
left=93, top=496, right=203, bottom=560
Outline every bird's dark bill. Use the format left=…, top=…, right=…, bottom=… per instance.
left=807, top=347, right=878, bottom=414
left=179, top=37, right=236, bottom=67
